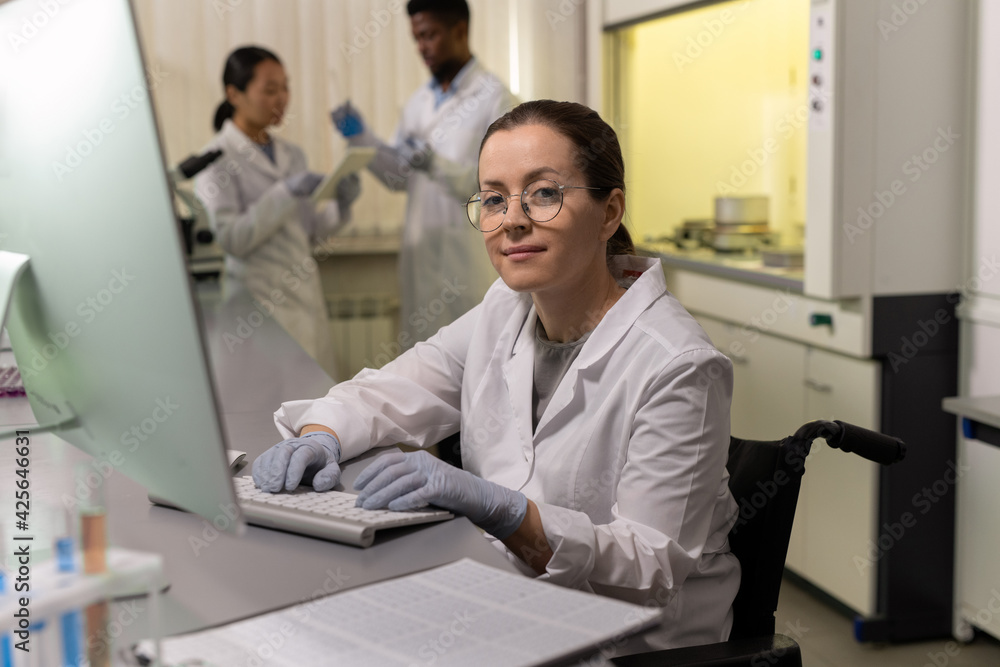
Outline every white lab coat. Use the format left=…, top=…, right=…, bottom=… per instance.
left=275, top=255, right=741, bottom=652
left=195, top=120, right=344, bottom=377
left=364, top=58, right=516, bottom=347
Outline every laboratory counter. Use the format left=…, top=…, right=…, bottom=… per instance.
left=639, top=241, right=805, bottom=292
left=943, top=394, right=1000, bottom=448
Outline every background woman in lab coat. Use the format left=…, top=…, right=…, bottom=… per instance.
left=195, top=46, right=359, bottom=377
left=253, top=100, right=740, bottom=651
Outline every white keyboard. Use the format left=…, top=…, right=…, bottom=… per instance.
left=233, top=476, right=453, bottom=548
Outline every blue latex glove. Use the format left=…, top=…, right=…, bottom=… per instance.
left=252, top=431, right=342, bottom=493
left=398, top=136, right=434, bottom=171
left=353, top=451, right=528, bottom=539
left=330, top=101, right=365, bottom=138
left=285, top=171, right=324, bottom=197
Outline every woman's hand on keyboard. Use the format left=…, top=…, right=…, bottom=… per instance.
left=252, top=431, right=342, bottom=492
left=353, top=451, right=527, bottom=539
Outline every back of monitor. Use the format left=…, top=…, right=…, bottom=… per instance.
left=0, top=0, right=240, bottom=529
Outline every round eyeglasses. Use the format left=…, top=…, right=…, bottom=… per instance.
left=466, top=179, right=613, bottom=232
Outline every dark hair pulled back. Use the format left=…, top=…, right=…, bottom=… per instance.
left=213, top=46, right=281, bottom=132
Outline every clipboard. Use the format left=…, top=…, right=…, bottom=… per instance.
left=310, top=146, right=376, bottom=203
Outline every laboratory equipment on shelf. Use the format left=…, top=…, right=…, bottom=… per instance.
left=712, top=195, right=775, bottom=252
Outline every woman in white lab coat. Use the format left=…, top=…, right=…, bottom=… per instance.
left=254, top=100, right=740, bottom=651
left=195, top=46, right=359, bottom=377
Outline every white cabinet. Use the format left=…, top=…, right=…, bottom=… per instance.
left=667, top=256, right=959, bottom=642
left=696, top=313, right=880, bottom=615
left=797, top=348, right=879, bottom=616
left=696, top=317, right=806, bottom=440
left=955, top=435, right=1000, bottom=640
left=943, top=395, right=1000, bottom=642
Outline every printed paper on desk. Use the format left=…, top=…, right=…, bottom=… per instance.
left=310, top=147, right=376, bottom=204
left=144, top=557, right=663, bottom=666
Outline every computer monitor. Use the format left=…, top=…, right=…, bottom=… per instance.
left=0, top=0, right=242, bottom=531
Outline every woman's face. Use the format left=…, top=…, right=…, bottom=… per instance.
left=478, top=124, right=623, bottom=298
left=228, top=59, right=288, bottom=131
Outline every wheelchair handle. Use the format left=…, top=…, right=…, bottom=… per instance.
left=829, top=420, right=906, bottom=465
left=792, top=420, right=906, bottom=465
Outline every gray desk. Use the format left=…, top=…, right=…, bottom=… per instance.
left=0, top=285, right=515, bottom=647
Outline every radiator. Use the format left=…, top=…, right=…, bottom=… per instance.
left=327, top=294, right=399, bottom=382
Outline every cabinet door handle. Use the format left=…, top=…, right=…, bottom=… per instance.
left=804, top=378, right=833, bottom=393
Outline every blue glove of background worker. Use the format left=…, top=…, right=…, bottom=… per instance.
left=252, top=431, right=342, bottom=492
left=330, top=101, right=365, bottom=138
left=285, top=171, right=324, bottom=197
left=330, top=102, right=432, bottom=170
left=353, top=450, right=528, bottom=540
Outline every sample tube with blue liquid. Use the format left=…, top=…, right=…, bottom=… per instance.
left=55, top=513, right=83, bottom=667
left=1, top=567, right=13, bottom=667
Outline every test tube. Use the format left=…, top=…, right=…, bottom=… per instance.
left=77, top=463, right=109, bottom=667
left=55, top=511, right=83, bottom=667
left=24, top=621, right=50, bottom=667
left=59, top=594, right=83, bottom=667
left=0, top=524, right=12, bottom=667
left=79, top=471, right=106, bottom=576
left=1, top=571, right=13, bottom=667
left=85, top=604, right=109, bottom=667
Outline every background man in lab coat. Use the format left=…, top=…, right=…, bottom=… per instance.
left=331, top=0, right=516, bottom=349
